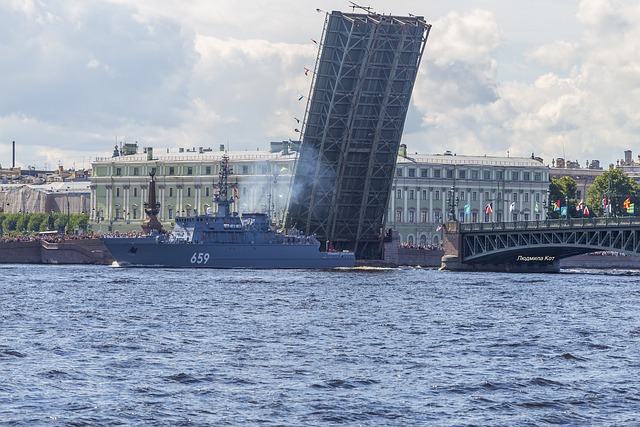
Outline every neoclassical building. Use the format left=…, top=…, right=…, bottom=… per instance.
left=390, top=149, right=550, bottom=246
left=90, top=144, right=296, bottom=231
left=90, top=143, right=552, bottom=242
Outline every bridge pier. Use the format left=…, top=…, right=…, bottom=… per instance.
left=440, top=220, right=560, bottom=273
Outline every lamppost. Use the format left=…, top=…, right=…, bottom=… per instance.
left=447, top=185, right=459, bottom=221
left=66, top=193, right=71, bottom=234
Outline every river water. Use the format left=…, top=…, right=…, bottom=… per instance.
left=1, top=265, right=639, bottom=426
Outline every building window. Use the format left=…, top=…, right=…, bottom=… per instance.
left=524, top=193, right=529, bottom=203
left=472, top=212, right=478, bottom=223
left=421, top=169, right=429, bottom=178
left=459, top=170, right=466, bottom=179
left=434, top=211, right=441, bottom=223
left=534, top=172, right=542, bottom=181
left=187, top=187, right=191, bottom=197
left=205, top=166, right=212, bottom=175
left=471, top=170, right=478, bottom=180
left=446, top=169, right=454, bottom=179
left=483, top=171, right=490, bottom=180
left=242, top=165, right=249, bottom=175
left=397, top=189, right=402, bottom=199
left=132, top=207, right=138, bottom=219
left=576, top=190, right=582, bottom=200
left=523, top=172, right=530, bottom=180
left=205, top=187, right=210, bottom=197
left=396, top=209, right=403, bottom=223
left=187, top=167, right=193, bottom=175
left=535, top=193, right=540, bottom=202
left=169, top=167, right=175, bottom=175
left=484, top=213, right=490, bottom=222
left=484, top=191, right=489, bottom=200
left=459, top=191, right=465, bottom=200
left=133, top=167, right=139, bottom=176
left=496, top=171, right=503, bottom=180
left=408, top=210, right=415, bottom=223
left=115, top=207, right=120, bottom=219
left=421, top=210, right=427, bottom=223
left=168, top=208, right=173, bottom=219
left=408, top=168, right=415, bottom=178
left=116, top=168, right=122, bottom=176
left=433, top=169, right=441, bottom=178
left=422, top=190, right=427, bottom=200
left=472, top=191, right=477, bottom=201
left=133, top=188, right=138, bottom=197
left=169, top=188, right=173, bottom=197
left=435, top=190, right=440, bottom=201
left=512, top=171, right=519, bottom=180
left=396, top=168, right=403, bottom=177
left=116, top=188, right=120, bottom=197
left=409, top=190, right=415, bottom=200
left=513, top=192, right=518, bottom=202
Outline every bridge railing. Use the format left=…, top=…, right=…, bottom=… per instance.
left=459, top=216, right=640, bottom=233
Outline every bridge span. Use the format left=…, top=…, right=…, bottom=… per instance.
left=440, top=217, right=640, bottom=272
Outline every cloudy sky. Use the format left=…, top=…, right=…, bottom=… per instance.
left=1, top=0, right=639, bottom=171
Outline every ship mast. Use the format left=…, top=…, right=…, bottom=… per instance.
left=214, top=155, right=234, bottom=218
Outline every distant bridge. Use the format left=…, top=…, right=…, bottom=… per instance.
left=441, top=217, right=640, bottom=272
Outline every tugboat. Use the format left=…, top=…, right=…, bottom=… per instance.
left=101, top=155, right=355, bottom=268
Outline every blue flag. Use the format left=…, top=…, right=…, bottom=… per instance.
left=560, top=206, right=567, bottom=216
left=464, top=204, right=470, bottom=215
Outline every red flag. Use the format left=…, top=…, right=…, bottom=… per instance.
left=584, top=206, right=590, bottom=215
left=485, top=203, right=493, bottom=214
left=624, top=197, right=631, bottom=208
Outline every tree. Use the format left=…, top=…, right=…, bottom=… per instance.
left=586, top=168, right=640, bottom=216
left=547, top=176, right=578, bottom=218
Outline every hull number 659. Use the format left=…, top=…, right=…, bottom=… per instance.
left=190, top=252, right=210, bottom=264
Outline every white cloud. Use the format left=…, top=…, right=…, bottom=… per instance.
left=2, top=0, right=640, bottom=171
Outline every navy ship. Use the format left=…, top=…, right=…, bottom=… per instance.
left=101, top=155, right=355, bottom=268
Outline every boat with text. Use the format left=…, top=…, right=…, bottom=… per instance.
left=101, top=155, right=355, bottom=268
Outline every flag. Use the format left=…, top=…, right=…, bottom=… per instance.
left=485, top=203, right=493, bottom=214
left=436, top=224, right=443, bottom=232
left=464, top=204, right=470, bottom=215
left=584, top=205, right=590, bottom=215
left=628, top=203, right=635, bottom=214
left=554, top=200, right=561, bottom=211
left=535, top=202, right=539, bottom=213
left=624, top=197, right=631, bottom=209
left=509, top=202, right=516, bottom=213
left=311, top=38, right=318, bottom=44
left=297, top=95, right=304, bottom=101
left=304, top=67, right=310, bottom=76
left=233, top=186, right=239, bottom=200
left=561, top=206, right=567, bottom=216
left=602, top=197, right=607, bottom=208
left=577, top=200, right=583, bottom=211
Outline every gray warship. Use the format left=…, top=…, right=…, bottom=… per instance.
left=101, top=155, right=355, bottom=268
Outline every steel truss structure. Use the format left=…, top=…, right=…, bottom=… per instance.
left=461, top=217, right=640, bottom=263
left=287, top=10, right=431, bottom=259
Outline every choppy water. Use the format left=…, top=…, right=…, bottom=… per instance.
left=1, top=265, right=640, bottom=426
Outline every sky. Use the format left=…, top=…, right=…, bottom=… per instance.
left=1, top=0, right=639, bottom=171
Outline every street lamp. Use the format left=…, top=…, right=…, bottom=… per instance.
left=447, top=186, right=459, bottom=221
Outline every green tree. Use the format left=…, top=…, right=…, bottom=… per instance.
left=586, top=168, right=640, bottom=216
left=547, top=176, right=578, bottom=218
